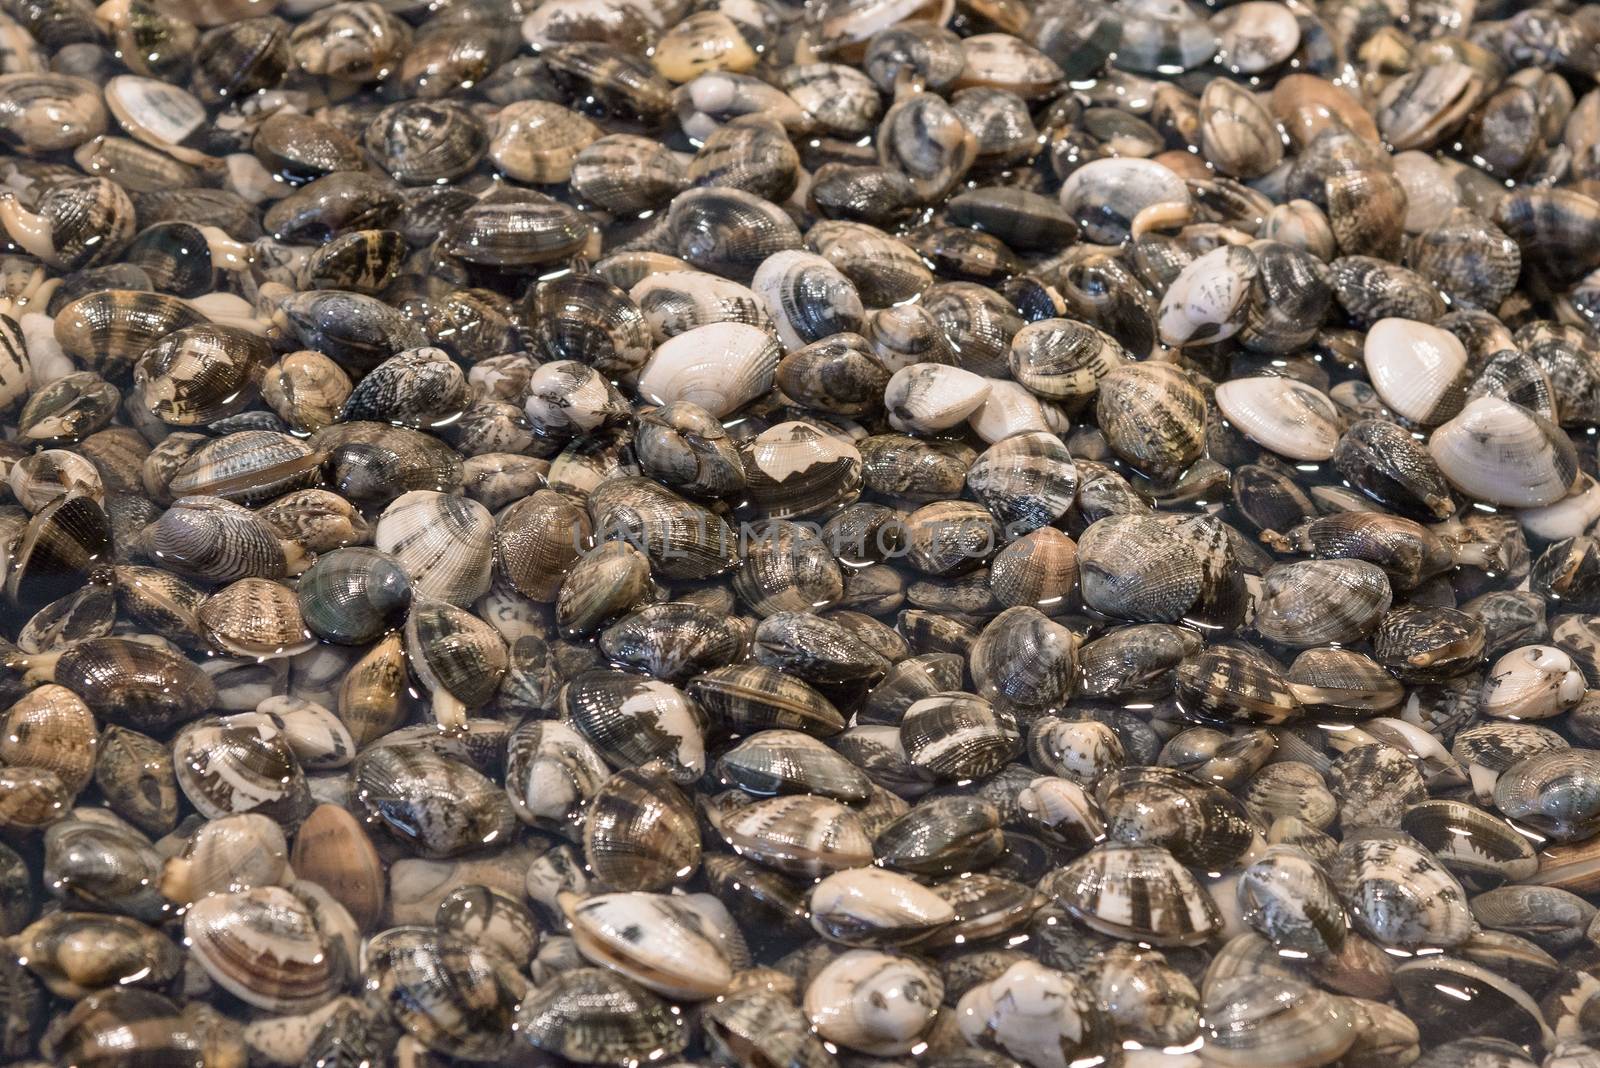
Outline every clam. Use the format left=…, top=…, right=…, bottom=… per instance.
left=1429, top=396, right=1579, bottom=508
left=1482, top=644, right=1586, bottom=720
left=12, top=912, right=180, bottom=998
left=636, top=321, right=781, bottom=418
left=1237, top=847, right=1348, bottom=956
left=0, top=178, right=134, bottom=271
left=172, top=715, right=310, bottom=823
left=563, top=669, right=705, bottom=784
left=297, top=547, right=412, bottom=645
left=740, top=421, right=864, bottom=520
left=1095, top=362, right=1206, bottom=481
left=561, top=890, right=733, bottom=999
left=1214, top=376, right=1343, bottom=461
left=717, top=794, right=872, bottom=877
left=198, top=577, right=315, bottom=658
left=518, top=967, right=685, bottom=1065
left=368, top=926, right=528, bottom=1061
left=687, top=663, right=844, bottom=736
left=166, top=432, right=320, bottom=506
left=601, top=602, right=747, bottom=683
left=803, top=950, right=943, bottom=1056
left=956, top=960, right=1114, bottom=1068
left=1254, top=559, right=1392, bottom=647
left=43, top=816, right=163, bottom=919
left=1041, top=842, right=1222, bottom=946
left=404, top=598, right=508, bottom=729
left=1060, top=158, right=1190, bottom=244
left=524, top=271, right=651, bottom=378
left=571, top=134, right=687, bottom=215
left=583, top=768, right=701, bottom=892
left=375, top=491, right=494, bottom=607
left=353, top=746, right=515, bottom=859
left=1493, top=748, right=1600, bottom=843
left=184, top=885, right=354, bottom=1013
left=1331, top=838, right=1473, bottom=949
left=1200, top=975, right=1356, bottom=1068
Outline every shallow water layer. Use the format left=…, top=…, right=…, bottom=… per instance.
left=3, top=0, right=1600, bottom=1066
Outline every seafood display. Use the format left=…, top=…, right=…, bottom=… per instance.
left=11, top=0, right=1600, bottom=1064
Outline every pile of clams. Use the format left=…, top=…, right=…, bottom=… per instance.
left=13, top=0, right=1600, bottom=1065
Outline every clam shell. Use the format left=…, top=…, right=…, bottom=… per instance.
left=803, top=950, right=943, bottom=1056
left=955, top=960, right=1113, bottom=1068
left=184, top=885, right=353, bottom=1013
left=504, top=719, right=608, bottom=837
left=1214, top=376, right=1343, bottom=461
left=809, top=866, right=953, bottom=946
left=562, top=890, right=733, bottom=999
left=687, top=663, right=844, bottom=736
left=369, top=925, right=528, bottom=1061
left=1429, top=396, right=1579, bottom=508
left=717, top=794, right=873, bottom=877
left=374, top=490, right=494, bottom=607
left=584, top=768, right=701, bottom=892
left=519, top=967, right=685, bottom=1065
left=1331, top=838, right=1473, bottom=949
left=1254, top=559, right=1392, bottom=647
left=717, top=729, right=872, bottom=802
left=496, top=489, right=592, bottom=602
left=353, top=746, right=515, bottom=859
left=1200, top=974, right=1356, bottom=1068
left=1041, top=842, right=1222, bottom=946
left=199, top=577, right=315, bottom=658
left=403, top=598, right=508, bottom=728
left=563, top=669, right=705, bottom=784
left=297, top=546, right=412, bottom=645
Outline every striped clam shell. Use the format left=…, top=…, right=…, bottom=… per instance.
left=353, top=745, right=515, bottom=859
left=898, top=692, right=1020, bottom=782
left=1331, top=837, right=1473, bottom=949
left=965, top=431, right=1079, bottom=534
left=1041, top=842, right=1222, bottom=946
left=519, top=967, right=685, bottom=1065
left=184, top=884, right=355, bottom=1013
left=165, top=431, right=322, bottom=506
left=369, top=926, right=529, bottom=1062
left=1237, top=846, right=1348, bottom=956
left=717, top=793, right=873, bottom=877
left=374, top=490, right=494, bottom=607
left=562, top=669, right=706, bottom=785
left=583, top=768, right=701, bottom=892
left=1094, top=362, right=1206, bottom=480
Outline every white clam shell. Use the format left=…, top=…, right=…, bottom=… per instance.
left=561, top=890, right=734, bottom=1000
left=1363, top=318, right=1468, bottom=424
left=968, top=379, right=1055, bottom=443
left=803, top=949, right=943, bottom=1055
left=1482, top=644, right=1586, bottom=720
left=1158, top=244, right=1257, bottom=347
left=636, top=321, right=781, bottom=418
left=1519, top=473, right=1600, bottom=542
left=884, top=363, right=991, bottom=433
left=955, top=960, right=1107, bottom=1068
left=1214, top=376, right=1343, bottom=460
left=1428, top=396, right=1579, bottom=507
left=808, top=866, right=954, bottom=946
